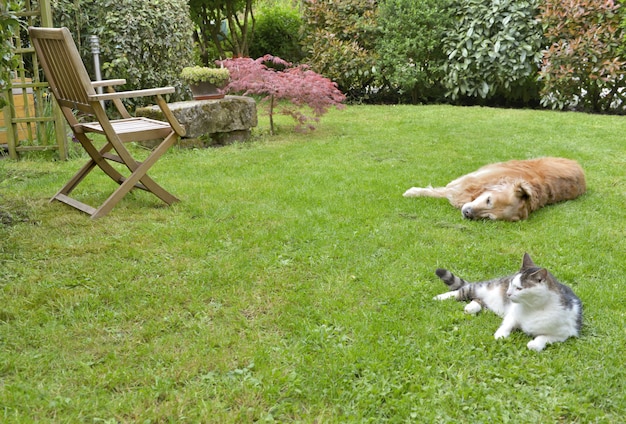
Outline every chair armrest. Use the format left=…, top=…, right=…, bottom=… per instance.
left=91, top=79, right=126, bottom=88
left=88, top=86, right=175, bottom=101
left=155, top=95, right=186, bottom=137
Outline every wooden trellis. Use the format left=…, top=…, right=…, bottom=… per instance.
left=1, top=0, right=68, bottom=160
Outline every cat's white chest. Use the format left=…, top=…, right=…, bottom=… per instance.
left=478, top=286, right=508, bottom=316
left=510, top=302, right=578, bottom=338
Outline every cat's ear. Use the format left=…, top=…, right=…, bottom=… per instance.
left=530, top=268, right=549, bottom=283
left=522, top=252, right=535, bottom=269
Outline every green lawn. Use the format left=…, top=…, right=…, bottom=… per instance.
left=1, top=105, right=625, bottom=422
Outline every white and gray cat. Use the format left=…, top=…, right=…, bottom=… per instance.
left=434, top=253, right=582, bottom=351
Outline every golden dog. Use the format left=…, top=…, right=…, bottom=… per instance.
left=403, top=158, right=586, bottom=221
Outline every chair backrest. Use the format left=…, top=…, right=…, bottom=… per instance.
left=29, top=27, right=97, bottom=115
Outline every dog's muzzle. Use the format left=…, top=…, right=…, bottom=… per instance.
left=461, top=204, right=474, bottom=219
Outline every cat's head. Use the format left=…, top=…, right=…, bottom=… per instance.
left=507, top=253, right=555, bottom=303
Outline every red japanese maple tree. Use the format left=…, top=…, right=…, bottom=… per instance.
left=219, top=55, right=346, bottom=134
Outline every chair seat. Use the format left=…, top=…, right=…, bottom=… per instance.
left=78, top=117, right=173, bottom=142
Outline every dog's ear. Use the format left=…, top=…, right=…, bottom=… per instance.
left=514, top=181, right=532, bottom=200
left=515, top=180, right=540, bottom=212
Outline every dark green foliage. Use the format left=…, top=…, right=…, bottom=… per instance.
left=188, top=0, right=254, bottom=63
left=539, top=0, right=626, bottom=113
left=52, top=0, right=194, bottom=107
left=0, top=0, right=21, bottom=109
left=377, top=0, right=453, bottom=103
left=43, top=0, right=626, bottom=110
left=301, top=0, right=380, bottom=98
left=249, top=4, right=304, bottom=64
left=94, top=0, right=194, bottom=106
left=441, top=0, right=543, bottom=105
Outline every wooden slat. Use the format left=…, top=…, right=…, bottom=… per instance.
left=14, top=145, right=57, bottom=152
left=53, top=194, right=97, bottom=215
left=91, top=79, right=126, bottom=88
left=80, top=118, right=171, bottom=132
left=156, top=95, right=186, bottom=137
left=13, top=116, right=55, bottom=123
left=89, top=86, right=175, bottom=101
left=10, top=81, right=48, bottom=89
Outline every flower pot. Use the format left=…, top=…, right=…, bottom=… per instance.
left=189, top=81, right=226, bottom=100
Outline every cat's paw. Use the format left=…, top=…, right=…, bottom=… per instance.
left=494, top=327, right=511, bottom=340
left=527, top=337, right=548, bottom=352
left=403, top=187, right=422, bottom=197
left=434, top=291, right=457, bottom=301
left=464, top=300, right=482, bottom=314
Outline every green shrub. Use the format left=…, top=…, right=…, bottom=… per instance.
left=52, top=0, right=195, bottom=107
left=377, top=0, right=453, bottom=103
left=188, top=0, right=254, bottom=61
left=301, top=0, right=380, bottom=99
left=249, top=4, right=304, bottom=64
left=0, top=0, right=21, bottom=109
left=441, top=0, right=543, bottom=105
left=539, top=0, right=626, bottom=113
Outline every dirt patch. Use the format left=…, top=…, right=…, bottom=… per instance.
left=0, top=201, right=35, bottom=227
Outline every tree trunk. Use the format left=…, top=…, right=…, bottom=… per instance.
left=269, top=94, right=275, bottom=135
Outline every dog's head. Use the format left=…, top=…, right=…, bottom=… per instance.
left=460, top=181, right=533, bottom=221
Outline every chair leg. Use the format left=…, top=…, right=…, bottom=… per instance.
left=91, top=133, right=179, bottom=219
left=51, top=158, right=98, bottom=202
left=53, top=134, right=127, bottom=192
left=51, top=131, right=179, bottom=219
left=109, top=131, right=180, bottom=205
left=50, top=137, right=116, bottom=202
left=135, top=133, right=180, bottom=205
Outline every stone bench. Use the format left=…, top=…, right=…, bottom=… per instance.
left=136, top=95, right=257, bottom=147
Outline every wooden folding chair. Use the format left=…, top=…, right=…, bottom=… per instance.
left=28, top=27, right=186, bottom=219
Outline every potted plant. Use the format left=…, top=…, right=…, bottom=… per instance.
left=180, top=66, right=230, bottom=100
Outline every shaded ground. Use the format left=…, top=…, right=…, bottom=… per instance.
left=0, top=203, right=32, bottom=226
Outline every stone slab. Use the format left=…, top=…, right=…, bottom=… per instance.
left=136, top=95, right=257, bottom=147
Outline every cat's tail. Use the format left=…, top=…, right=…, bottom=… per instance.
left=435, top=268, right=469, bottom=291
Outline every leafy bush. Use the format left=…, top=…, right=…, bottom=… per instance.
left=219, top=55, right=346, bottom=134
left=0, top=1, right=21, bottom=109
left=249, top=4, right=304, bottom=64
left=188, top=0, right=254, bottom=63
left=52, top=0, right=195, bottom=107
left=441, top=0, right=543, bottom=105
left=301, top=0, right=380, bottom=99
left=94, top=0, right=195, bottom=106
left=539, top=0, right=626, bottom=113
left=376, top=0, right=453, bottom=103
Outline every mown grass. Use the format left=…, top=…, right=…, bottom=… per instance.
left=0, top=105, right=625, bottom=422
